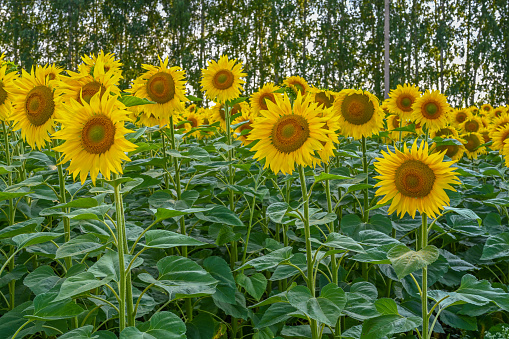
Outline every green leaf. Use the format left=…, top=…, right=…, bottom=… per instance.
left=0, top=218, right=44, bottom=239
left=119, top=95, right=155, bottom=107
left=374, top=298, right=399, bottom=315
left=55, top=272, right=111, bottom=301
left=51, top=198, right=99, bottom=209
left=481, top=232, right=509, bottom=260
left=203, top=256, right=236, bottom=305
left=0, top=191, right=31, bottom=201
left=387, top=244, right=439, bottom=279
left=256, top=303, right=297, bottom=329
left=186, top=95, right=203, bottom=102
left=361, top=315, right=421, bottom=339
left=138, top=256, right=217, bottom=299
left=26, top=292, right=84, bottom=321
left=238, top=247, right=293, bottom=271
left=55, top=234, right=105, bottom=259
left=347, top=183, right=373, bottom=193
left=23, top=266, right=61, bottom=295
left=195, top=205, right=244, bottom=227
left=57, top=325, right=117, bottom=339
left=313, top=172, right=351, bottom=183
left=120, top=311, right=186, bottom=339
left=443, top=206, right=481, bottom=225
left=142, top=230, right=206, bottom=249
left=154, top=207, right=213, bottom=222
left=88, top=250, right=144, bottom=281
left=13, top=232, right=62, bottom=250
left=266, top=202, right=289, bottom=224
left=236, top=273, right=267, bottom=301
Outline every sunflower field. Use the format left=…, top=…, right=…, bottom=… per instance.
left=1, top=1, right=509, bottom=338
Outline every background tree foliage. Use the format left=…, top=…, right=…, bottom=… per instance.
left=0, top=0, right=507, bottom=106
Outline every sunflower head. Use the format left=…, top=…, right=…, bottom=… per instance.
left=79, top=50, right=123, bottom=76
left=211, top=100, right=250, bottom=131
left=180, top=109, right=204, bottom=139
left=311, top=88, right=335, bottom=109
left=469, top=106, right=480, bottom=116
left=462, top=132, right=486, bottom=159
left=374, top=140, right=461, bottom=219
left=0, top=63, right=18, bottom=121
left=249, top=92, right=329, bottom=174
left=283, top=76, right=310, bottom=96
left=460, top=116, right=483, bottom=133
left=430, top=126, right=459, bottom=139
left=333, top=89, right=384, bottom=139
left=53, top=93, right=137, bottom=184
left=433, top=139, right=466, bottom=161
left=10, top=66, right=63, bottom=149
left=411, top=90, right=451, bottom=132
left=233, top=109, right=257, bottom=146
left=490, top=107, right=507, bottom=120
left=387, top=83, right=421, bottom=118
left=481, top=103, right=493, bottom=114
left=201, top=55, right=246, bottom=103
left=251, top=83, right=281, bottom=116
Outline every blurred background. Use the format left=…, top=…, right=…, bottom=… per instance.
left=0, top=0, right=507, bottom=106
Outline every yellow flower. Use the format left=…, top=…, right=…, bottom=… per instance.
left=460, top=116, right=483, bottom=133
left=250, top=92, right=329, bottom=174
left=333, top=89, right=384, bottom=139
left=250, top=83, right=281, bottom=116
left=387, top=83, right=421, bottom=119
left=41, top=63, right=64, bottom=83
left=411, top=90, right=450, bottom=132
left=490, top=106, right=507, bottom=120
left=481, top=104, right=493, bottom=115
left=201, top=55, right=246, bottom=103
left=469, top=106, right=480, bottom=116
left=432, top=140, right=466, bottom=161
left=311, top=88, right=336, bottom=109
left=232, top=109, right=256, bottom=146
left=311, top=107, right=339, bottom=166
left=283, top=76, right=310, bottom=96
left=451, top=108, right=471, bottom=127
left=430, top=126, right=460, bottom=139
left=131, top=106, right=168, bottom=127
left=180, top=109, right=204, bottom=139
left=0, top=62, right=18, bottom=121
left=211, top=101, right=250, bottom=132
left=490, top=124, right=509, bottom=152
left=10, top=66, right=63, bottom=149
left=374, top=140, right=461, bottom=219
left=462, top=132, right=486, bottom=159
left=128, top=56, right=187, bottom=120
left=197, top=107, right=216, bottom=139
left=78, top=50, right=123, bottom=75
left=53, top=93, right=137, bottom=184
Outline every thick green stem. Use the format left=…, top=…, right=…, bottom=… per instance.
left=421, top=213, right=429, bottom=339
left=168, top=116, right=192, bottom=321
left=224, top=102, right=238, bottom=272
left=240, top=194, right=257, bottom=269
left=161, top=130, right=169, bottom=189
left=325, top=165, right=338, bottom=286
left=361, top=137, right=369, bottom=281
left=298, top=165, right=319, bottom=339
left=113, top=174, right=127, bottom=332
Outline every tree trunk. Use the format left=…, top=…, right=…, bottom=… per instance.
left=384, top=0, right=390, bottom=99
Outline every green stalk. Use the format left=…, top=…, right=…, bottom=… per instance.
left=113, top=174, right=127, bottom=332
left=240, top=194, right=257, bottom=268
left=421, top=213, right=429, bottom=339
left=224, top=102, right=238, bottom=271
left=55, top=158, right=72, bottom=271
left=161, top=130, right=169, bottom=189
left=298, top=165, right=319, bottom=339
left=361, top=136, right=369, bottom=281
left=3, top=122, right=15, bottom=310
left=168, top=115, right=192, bottom=321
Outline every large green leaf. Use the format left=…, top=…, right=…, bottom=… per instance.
left=236, top=273, right=267, bottom=301
left=154, top=207, right=213, bottom=222
left=88, top=250, right=144, bottom=281
left=266, top=202, right=290, bottom=224
left=361, top=314, right=421, bottom=339
left=13, top=232, right=62, bottom=250
left=256, top=303, right=298, bottom=329
left=238, top=247, right=293, bottom=271
left=58, top=325, right=117, bottom=339
left=203, top=256, right=236, bottom=305
left=120, top=311, right=186, bottom=339
left=55, top=234, right=106, bottom=259
left=141, top=230, right=206, bottom=249
left=195, top=205, right=244, bottom=227
left=55, top=272, right=111, bottom=301
left=481, top=232, right=509, bottom=260
left=0, top=218, right=44, bottom=239
left=138, top=256, right=217, bottom=299
left=23, top=266, right=61, bottom=295
left=387, top=244, right=439, bottom=279
left=26, top=292, right=84, bottom=321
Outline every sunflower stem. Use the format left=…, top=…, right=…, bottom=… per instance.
left=168, top=115, right=193, bottom=322
left=361, top=136, right=370, bottom=281
left=113, top=173, right=127, bottom=332
left=298, top=165, right=319, bottom=339
left=325, top=164, right=338, bottom=285
left=161, top=130, right=169, bottom=189
left=421, top=213, right=429, bottom=339
left=224, top=102, right=238, bottom=270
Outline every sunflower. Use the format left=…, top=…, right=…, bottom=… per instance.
left=133, top=106, right=168, bottom=128
left=232, top=109, right=256, bottom=146
left=480, top=128, right=491, bottom=144
left=387, top=83, right=421, bottom=119
left=489, top=114, right=509, bottom=142
left=333, top=89, right=384, bottom=139
left=501, top=143, right=509, bottom=167
left=201, top=55, right=246, bottom=103
left=180, top=109, right=204, bottom=139
left=451, top=108, right=470, bottom=128
left=490, top=106, right=507, bottom=121
left=460, top=116, right=483, bottom=133
left=251, top=83, right=281, bottom=116
left=60, top=57, right=121, bottom=106
left=490, top=124, right=509, bottom=152
left=462, top=132, right=486, bottom=159
left=249, top=92, right=329, bottom=175
left=411, top=90, right=450, bottom=132
left=311, top=107, right=340, bottom=166
left=53, top=93, right=137, bottom=184
left=283, top=76, right=310, bottom=96
left=469, top=106, right=480, bottom=116
left=374, top=140, right=461, bottom=219
left=78, top=51, right=122, bottom=75
left=430, top=126, right=460, bottom=139
left=432, top=139, right=466, bottom=161
left=41, top=63, right=64, bottom=83
left=0, top=62, right=17, bottom=120
left=128, top=56, right=186, bottom=120
left=197, top=107, right=216, bottom=139
left=10, top=66, right=63, bottom=149
left=211, top=101, right=250, bottom=131
left=311, top=88, right=336, bottom=109
left=387, top=114, right=411, bottom=141
left=481, top=104, right=493, bottom=115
